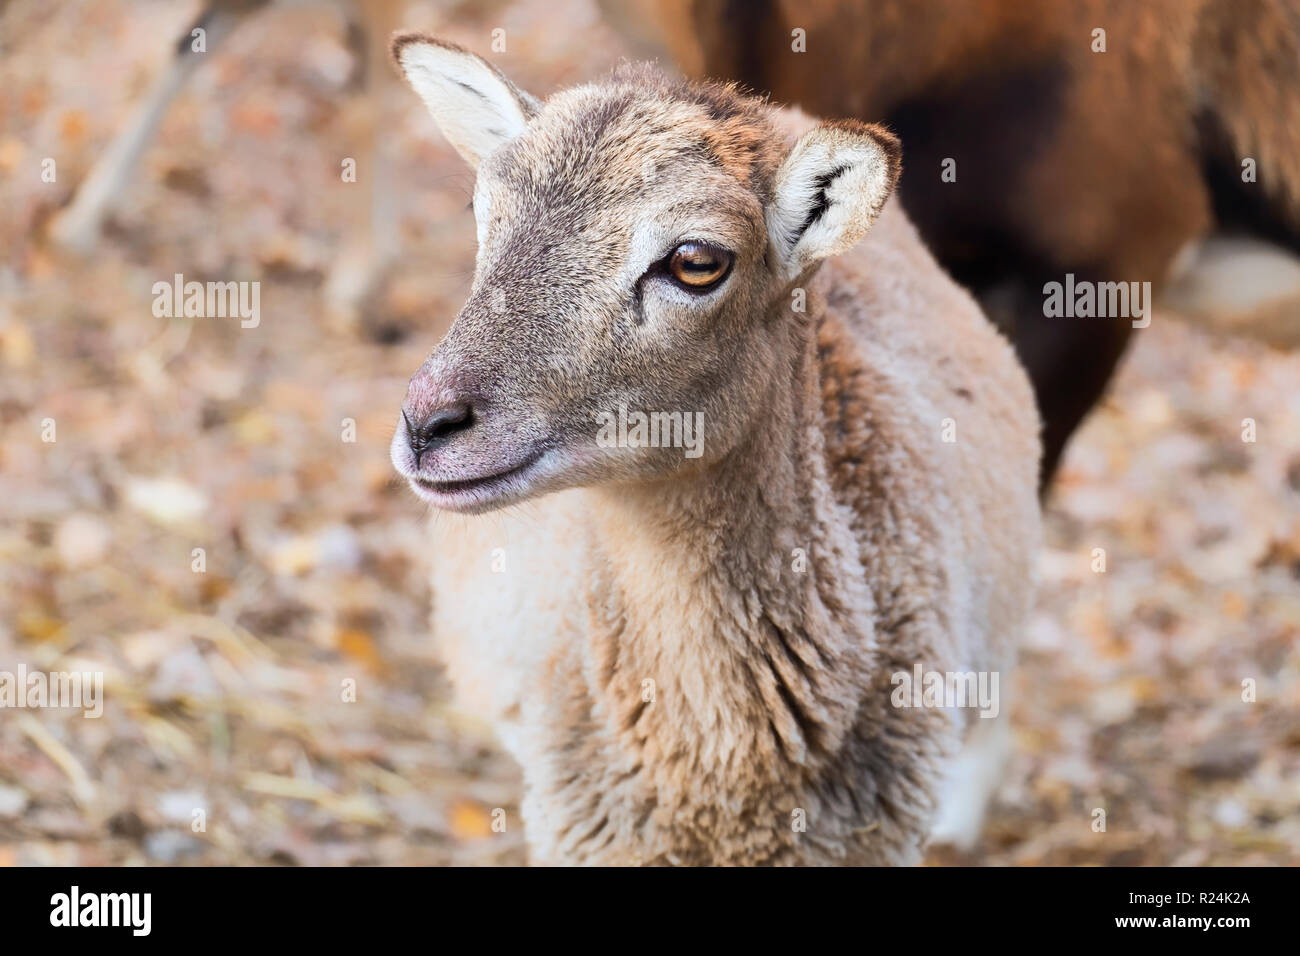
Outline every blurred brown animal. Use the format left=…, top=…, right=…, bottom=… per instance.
left=607, top=0, right=1300, bottom=485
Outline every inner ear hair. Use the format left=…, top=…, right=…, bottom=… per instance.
left=790, top=163, right=852, bottom=248
left=770, top=119, right=902, bottom=274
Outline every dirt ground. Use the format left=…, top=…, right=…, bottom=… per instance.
left=1, top=0, right=1297, bottom=865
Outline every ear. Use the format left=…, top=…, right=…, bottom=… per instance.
left=767, top=120, right=901, bottom=279
left=391, top=32, right=540, bottom=170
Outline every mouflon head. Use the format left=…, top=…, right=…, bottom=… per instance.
left=389, top=33, right=900, bottom=513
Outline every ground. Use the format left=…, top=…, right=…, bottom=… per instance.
left=1, top=0, right=1297, bottom=865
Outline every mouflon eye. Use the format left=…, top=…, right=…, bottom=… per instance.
left=667, top=242, right=733, bottom=290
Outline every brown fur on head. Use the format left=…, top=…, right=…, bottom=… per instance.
left=388, top=34, right=900, bottom=513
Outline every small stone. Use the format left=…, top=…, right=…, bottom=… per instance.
left=316, top=524, right=362, bottom=572
left=144, top=830, right=203, bottom=863
left=53, top=512, right=111, bottom=569
left=0, top=785, right=29, bottom=819
left=157, top=789, right=206, bottom=825
left=125, top=476, right=208, bottom=527
left=1212, top=798, right=1249, bottom=829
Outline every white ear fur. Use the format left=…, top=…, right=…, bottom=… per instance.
left=767, top=121, right=901, bottom=279
left=391, top=33, right=540, bottom=169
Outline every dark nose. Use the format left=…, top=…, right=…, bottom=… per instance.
left=404, top=401, right=474, bottom=462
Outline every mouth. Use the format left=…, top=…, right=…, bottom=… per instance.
left=406, top=448, right=547, bottom=512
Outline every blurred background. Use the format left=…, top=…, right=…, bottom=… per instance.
left=1, top=0, right=1298, bottom=865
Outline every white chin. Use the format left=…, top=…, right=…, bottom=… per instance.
left=405, top=452, right=548, bottom=514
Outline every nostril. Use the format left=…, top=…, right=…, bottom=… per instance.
left=405, top=402, right=474, bottom=459
left=426, top=403, right=473, bottom=440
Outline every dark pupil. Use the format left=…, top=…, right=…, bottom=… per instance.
left=676, top=247, right=718, bottom=278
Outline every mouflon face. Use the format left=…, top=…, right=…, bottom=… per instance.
left=389, top=34, right=900, bottom=513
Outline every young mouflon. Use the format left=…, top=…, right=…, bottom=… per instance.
left=388, top=33, right=1042, bottom=865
